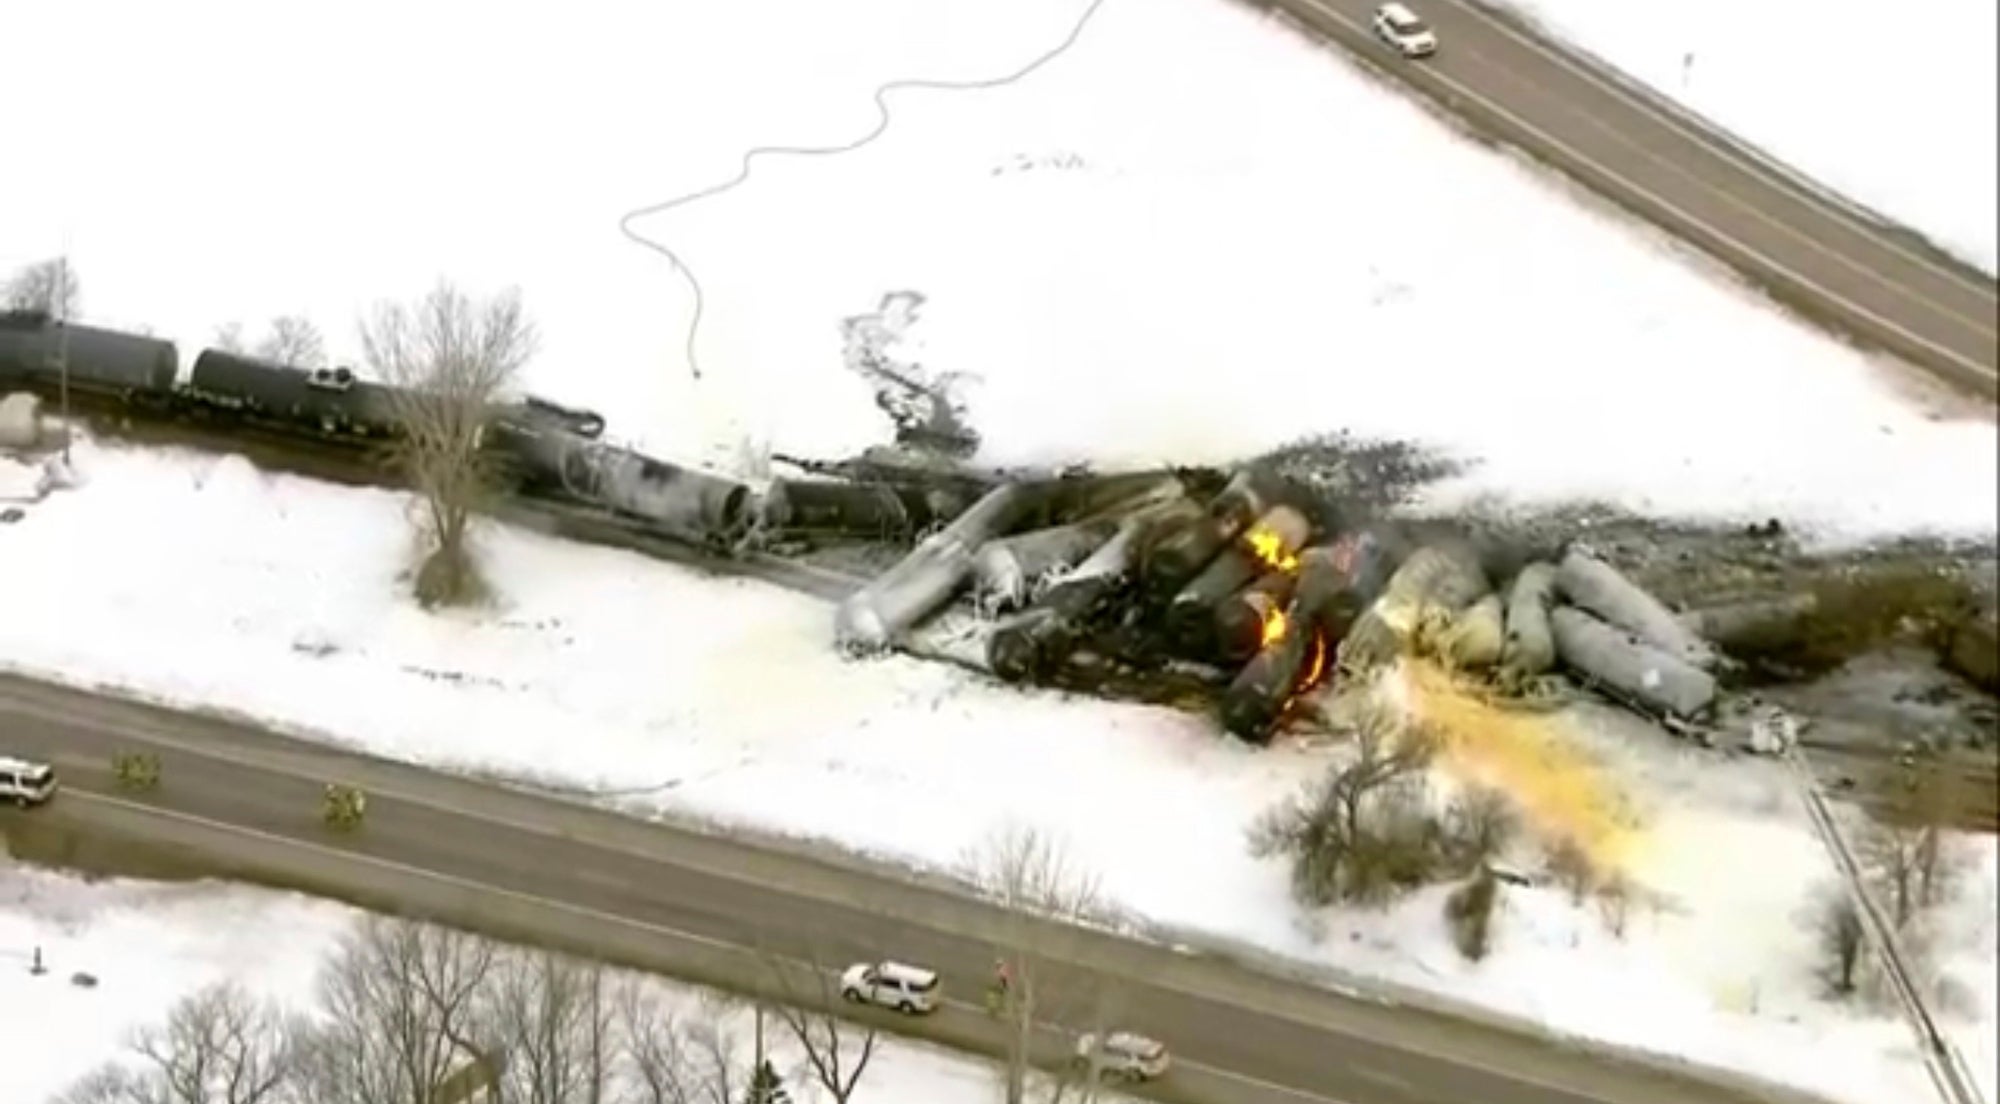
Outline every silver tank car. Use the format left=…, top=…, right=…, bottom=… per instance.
left=0, top=312, right=178, bottom=398
left=834, top=482, right=1032, bottom=654
left=489, top=422, right=752, bottom=547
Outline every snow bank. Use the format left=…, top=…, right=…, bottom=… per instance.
left=0, top=858, right=1126, bottom=1103
left=1483, top=0, right=1998, bottom=274
left=3, top=441, right=1993, bottom=1103
left=0, top=863, right=349, bottom=1103
left=1, top=0, right=1990, bottom=538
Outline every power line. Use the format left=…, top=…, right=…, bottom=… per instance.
left=618, top=0, right=1111, bottom=383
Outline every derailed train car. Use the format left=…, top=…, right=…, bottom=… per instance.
left=486, top=421, right=753, bottom=548
left=0, top=310, right=179, bottom=403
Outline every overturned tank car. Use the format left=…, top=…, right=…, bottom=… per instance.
left=487, top=422, right=753, bottom=548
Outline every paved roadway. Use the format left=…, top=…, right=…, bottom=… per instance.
left=1259, top=0, right=1999, bottom=399
left=0, top=674, right=1830, bottom=1104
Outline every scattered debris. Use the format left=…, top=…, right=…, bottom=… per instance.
left=1747, top=704, right=1803, bottom=756
left=1252, top=430, right=1466, bottom=522
left=840, top=291, right=979, bottom=458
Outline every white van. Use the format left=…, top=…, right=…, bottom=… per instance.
left=0, top=755, right=59, bottom=807
left=840, top=960, right=941, bottom=1015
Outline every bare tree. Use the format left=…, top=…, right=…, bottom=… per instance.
left=54, top=1067, right=132, bottom=1104
left=1805, top=881, right=1867, bottom=997
left=1444, top=868, right=1501, bottom=962
left=1248, top=720, right=1444, bottom=907
left=960, top=825, right=1108, bottom=1104
left=1858, top=753, right=1969, bottom=930
left=1034, top=985, right=1128, bottom=1104
left=613, top=981, right=702, bottom=1104
left=358, top=281, right=536, bottom=608
left=481, top=947, right=613, bottom=1104
left=57, top=982, right=298, bottom=1104
left=291, top=915, right=496, bottom=1104
left=254, top=315, right=329, bottom=369
left=679, top=994, right=745, bottom=1104
left=213, top=321, right=249, bottom=355
left=5, top=257, right=79, bottom=316
left=763, top=948, right=877, bottom=1104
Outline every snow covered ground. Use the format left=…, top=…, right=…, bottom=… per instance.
left=2, top=439, right=1995, bottom=1104
left=2, top=0, right=1995, bottom=1099
left=1483, top=0, right=1999, bottom=275
left=1, top=863, right=350, bottom=1103
left=3, top=0, right=1994, bottom=541
left=0, top=859, right=1093, bottom=1104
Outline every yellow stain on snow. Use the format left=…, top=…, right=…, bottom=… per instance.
left=1394, top=659, right=1644, bottom=874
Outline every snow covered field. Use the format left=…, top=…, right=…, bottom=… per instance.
left=0, top=859, right=1080, bottom=1104
left=3, top=0, right=1994, bottom=540
left=3, top=440, right=1995, bottom=1104
left=3, top=0, right=1996, bottom=1100
left=1484, top=0, right=2000, bottom=275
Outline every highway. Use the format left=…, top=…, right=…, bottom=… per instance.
left=0, top=673, right=1830, bottom=1104
left=1259, top=0, right=1999, bottom=399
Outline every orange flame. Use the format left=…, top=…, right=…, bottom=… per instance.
left=1244, top=526, right=1300, bottom=574
left=1297, top=631, right=1329, bottom=692
left=1260, top=605, right=1289, bottom=647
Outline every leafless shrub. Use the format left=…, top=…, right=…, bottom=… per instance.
left=1444, top=868, right=1501, bottom=962
left=1247, top=721, right=1445, bottom=907
left=960, top=825, right=1108, bottom=1104
left=57, top=982, right=298, bottom=1104
left=358, top=281, right=535, bottom=608
left=5, top=257, right=79, bottom=316
left=1442, top=785, right=1518, bottom=871
left=1596, top=873, right=1633, bottom=939
left=1543, top=836, right=1598, bottom=905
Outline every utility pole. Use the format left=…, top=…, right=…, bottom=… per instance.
left=55, top=250, right=72, bottom=466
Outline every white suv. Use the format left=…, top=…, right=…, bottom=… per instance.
left=1372, top=3, right=1439, bottom=58
left=0, top=755, right=59, bottom=807
left=1074, top=1031, right=1172, bottom=1082
left=840, top=960, right=940, bottom=1015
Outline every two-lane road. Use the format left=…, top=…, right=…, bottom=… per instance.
left=0, top=673, right=1829, bottom=1104
left=1264, top=0, right=1999, bottom=398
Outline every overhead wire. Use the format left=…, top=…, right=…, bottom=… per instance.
left=617, top=0, right=1111, bottom=382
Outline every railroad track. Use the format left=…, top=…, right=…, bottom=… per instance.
left=24, top=387, right=2000, bottom=821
